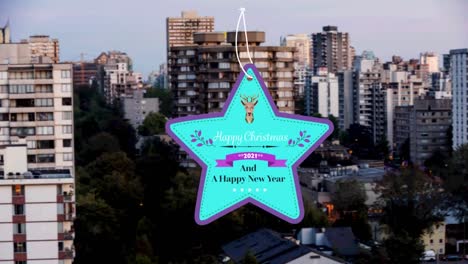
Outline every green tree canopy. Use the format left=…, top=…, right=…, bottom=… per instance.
left=138, top=112, right=167, bottom=136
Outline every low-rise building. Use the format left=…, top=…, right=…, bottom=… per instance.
left=122, top=89, right=160, bottom=129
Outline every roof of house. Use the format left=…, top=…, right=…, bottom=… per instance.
left=222, top=228, right=312, bottom=264
left=324, top=227, right=360, bottom=256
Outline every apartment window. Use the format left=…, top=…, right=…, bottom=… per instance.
left=9, top=85, right=34, bottom=94
left=57, top=203, right=64, bottom=214
left=62, top=125, right=72, bottom=134
left=62, top=98, right=72, bottom=106
left=14, top=242, right=26, bottom=253
left=63, top=153, right=73, bottom=161
left=10, top=127, right=35, bottom=136
left=57, top=222, right=64, bottom=233
left=27, top=155, right=36, bottom=163
left=12, top=185, right=24, bottom=196
left=0, top=72, right=7, bottom=79
left=0, top=114, right=10, bottom=121
left=62, top=111, right=72, bottom=120
left=36, top=126, right=54, bottom=135
left=13, top=223, right=26, bottom=234
left=37, top=154, right=55, bottom=163
left=37, top=140, right=55, bottom=149
left=61, top=70, right=71, bottom=78
left=14, top=204, right=24, bottom=215
left=35, top=71, right=52, bottom=79
left=58, top=241, right=64, bottom=251
left=35, top=84, right=53, bottom=93
left=15, top=99, right=35, bottom=107
left=219, top=62, right=230, bottom=69
left=439, top=239, right=443, bottom=243
left=15, top=261, right=27, bottom=264
left=63, top=139, right=72, bottom=148
left=0, top=127, right=8, bottom=136
left=0, top=85, right=7, bottom=93
left=27, top=140, right=36, bottom=149
left=430, top=239, right=433, bottom=244
left=37, top=112, right=54, bottom=121
left=61, top=84, right=72, bottom=92
left=35, top=98, right=54, bottom=107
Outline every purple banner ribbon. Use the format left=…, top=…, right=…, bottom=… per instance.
left=216, top=152, right=287, bottom=167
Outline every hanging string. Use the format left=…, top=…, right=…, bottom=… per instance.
left=235, top=7, right=253, bottom=79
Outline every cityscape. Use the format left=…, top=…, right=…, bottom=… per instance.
left=0, top=1, right=467, bottom=264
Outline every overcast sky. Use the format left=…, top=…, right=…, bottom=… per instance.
left=1, top=0, right=467, bottom=76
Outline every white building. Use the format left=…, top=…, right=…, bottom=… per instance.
left=451, top=48, right=468, bottom=149
left=420, top=52, right=439, bottom=73
left=0, top=44, right=75, bottom=263
left=0, top=63, right=74, bottom=170
left=0, top=141, right=75, bottom=264
left=103, top=62, right=143, bottom=104
left=122, top=89, right=160, bottom=129
left=305, top=68, right=339, bottom=118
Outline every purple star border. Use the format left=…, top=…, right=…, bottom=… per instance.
left=165, top=64, right=334, bottom=225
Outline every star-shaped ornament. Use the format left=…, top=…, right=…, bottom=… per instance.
left=166, top=64, right=333, bottom=225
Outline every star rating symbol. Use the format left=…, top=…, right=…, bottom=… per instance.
left=166, top=64, right=333, bottom=225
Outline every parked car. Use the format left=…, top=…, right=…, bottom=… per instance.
left=420, top=250, right=436, bottom=262
left=442, top=254, right=462, bottom=261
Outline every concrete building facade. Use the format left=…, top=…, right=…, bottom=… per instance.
left=122, top=89, right=160, bottom=129
left=394, top=98, right=452, bottom=164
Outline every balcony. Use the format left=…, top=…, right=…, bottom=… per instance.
left=13, top=215, right=25, bottom=223
left=58, top=231, right=74, bottom=240
left=12, top=195, right=25, bottom=204
left=14, top=252, right=27, bottom=261
left=59, top=249, right=74, bottom=259
left=13, top=234, right=26, bottom=242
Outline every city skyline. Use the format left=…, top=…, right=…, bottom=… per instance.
left=1, top=0, right=467, bottom=76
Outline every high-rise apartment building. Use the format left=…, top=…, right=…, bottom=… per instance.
left=0, top=63, right=74, bottom=170
left=394, top=98, right=452, bottom=164
left=337, top=70, right=355, bottom=130
left=311, top=26, right=352, bottom=73
left=20, top=36, right=60, bottom=64
left=95, top=51, right=142, bottom=104
left=166, top=11, right=214, bottom=51
left=420, top=52, right=439, bottom=73
left=0, top=141, right=75, bottom=264
left=304, top=67, right=338, bottom=118
left=281, top=34, right=311, bottom=106
left=280, top=34, right=310, bottom=67
left=450, top=48, right=468, bottom=149
left=168, top=31, right=296, bottom=117
left=0, top=42, right=75, bottom=263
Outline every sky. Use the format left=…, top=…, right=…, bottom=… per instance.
left=1, top=0, right=467, bottom=77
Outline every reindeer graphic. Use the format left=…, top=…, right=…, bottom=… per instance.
left=240, top=94, right=259, bottom=124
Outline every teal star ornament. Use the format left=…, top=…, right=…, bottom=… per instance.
left=166, top=64, right=333, bottom=225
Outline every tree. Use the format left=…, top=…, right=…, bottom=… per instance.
left=376, top=167, right=446, bottom=264
left=328, top=115, right=340, bottom=140
left=444, top=144, right=468, bottom=221
left=138, top=112, right=167, bottom=136
left=145, top=87, right=172, bottom=117
left=332, top=179, right=372, bottom=241
left=243, top=251, right=259, bottom=264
